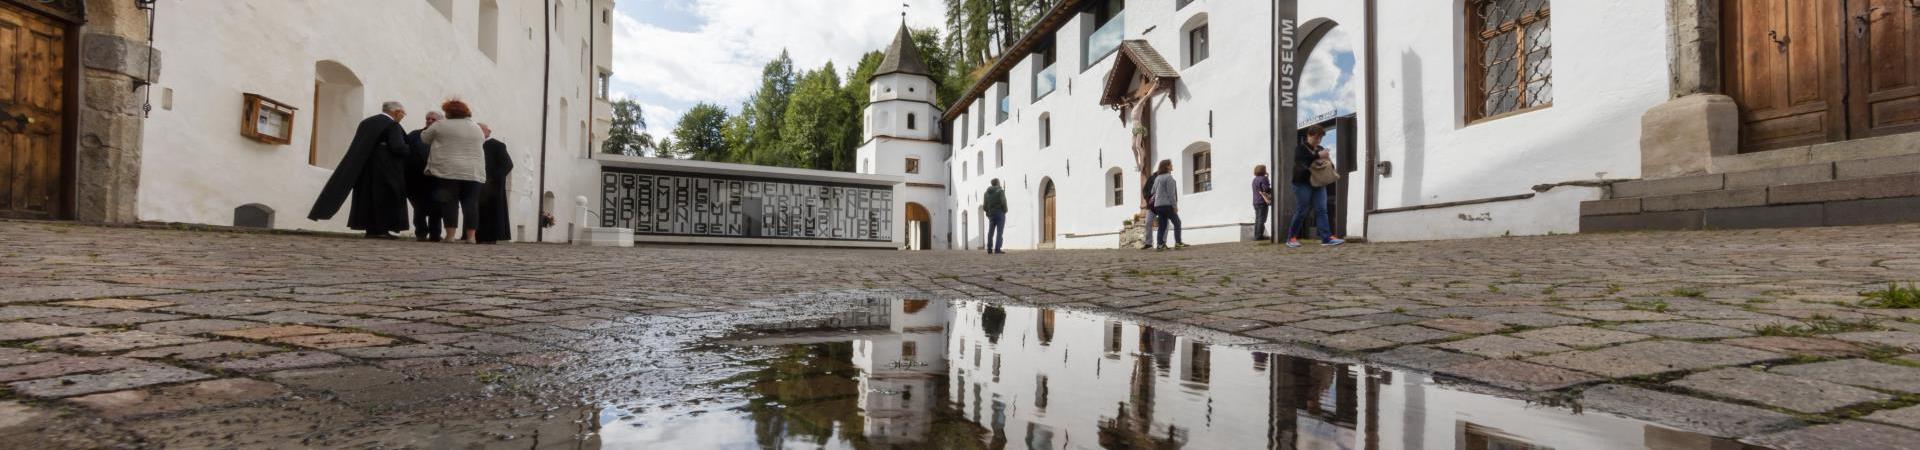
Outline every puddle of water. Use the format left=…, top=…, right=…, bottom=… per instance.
left=592, top=299, right=1776, bottom=450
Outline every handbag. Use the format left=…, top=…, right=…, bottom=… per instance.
left=1309, top=160, right=1341, bottom=187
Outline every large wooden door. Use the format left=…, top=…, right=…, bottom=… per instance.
left=0, top=2, right=67, bottom=219
left=1725, top=0, right=1920, bottom=152
left=1849, top=0, right=1920, bottom=138
left=1041, top=181, right=1056, bottom=244
left=1724, top=0, right=1848, bottom=152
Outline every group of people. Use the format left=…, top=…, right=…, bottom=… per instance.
left=983, top=124, right=1346, bottom=253
left=306, top=100, right=515, bottom=244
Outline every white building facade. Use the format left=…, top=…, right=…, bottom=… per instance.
left=133, top=0, right=614, bottom=242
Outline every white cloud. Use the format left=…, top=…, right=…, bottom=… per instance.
left=610, top=0, right=948, bottom=116
left=641, top=103, right=683, bottom=134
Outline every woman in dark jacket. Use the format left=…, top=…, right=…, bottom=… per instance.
left=1286, top=125, right=1344, bottom=248
left=476, top=124, right=515, bottom=244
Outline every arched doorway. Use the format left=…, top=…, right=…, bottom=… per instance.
left=1273, top=16, right=1350, bottom=242
left=904, top=202, right=931, bottom=250
left=0, top=0, right=83, bottom=219
left=1039, top=178, right=1056, bottom=247
left=310, top=61, right=364, bottom=169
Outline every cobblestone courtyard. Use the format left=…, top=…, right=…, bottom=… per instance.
left=4, top=221, right=1920, bottom=449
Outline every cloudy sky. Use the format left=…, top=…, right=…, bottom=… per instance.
left=608, top=0, right=950, bottom=134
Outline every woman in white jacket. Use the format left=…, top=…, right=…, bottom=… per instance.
left=422, top=99, right=487, bottom=243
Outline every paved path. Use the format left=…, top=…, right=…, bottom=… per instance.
left=3, top=221, right=1920, bottom=448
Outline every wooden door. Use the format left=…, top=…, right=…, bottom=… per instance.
left=0, top=2, right=67, bottom=219
left=1848, top=0, right=1920, bottom=138
left=1041, top=182, right=1056, bottom=244
left=1724, top=0, right=1849, bottom=152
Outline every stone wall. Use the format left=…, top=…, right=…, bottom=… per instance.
left=73, top=1, right=155, bottom=223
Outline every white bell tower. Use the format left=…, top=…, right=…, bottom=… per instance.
left=858, top=24, right=950, bottom=250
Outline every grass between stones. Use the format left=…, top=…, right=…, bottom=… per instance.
left=1860, top=283, right=1920, bottom=309
left=1751, top=315, right=1886, bottom=337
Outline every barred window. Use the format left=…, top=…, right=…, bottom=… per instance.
left=1468, top=0, right=1551, bottom=121
left=1191, top=151, right=1212, bottom=193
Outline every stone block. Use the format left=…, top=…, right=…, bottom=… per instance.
left=1825, top=196, right=1920, bottom=227
left=1746, top=421, right=1920, bottom=450
left=1643, top=188, right=1768, bottom=212
left=1641, top=94, right=1740, bottom=179
left=1703, top=204, right=1827, bottom=230
left=1713, top=147, right=1811, bottom=174
left=68, top=378, right=286, bottom=419
left=1613, top=173, right=1726, bottom=199
left=1581, top=198, right=1642, bottom=216
left=1835, top=153, right=1920, bottom=180
left=9, top=365, right=212, bottom=398
left=1671, top=368, right=1889, bottom=413
left=1365, top=346, right=1486, bottom=372
left=1438, top=359, right=1600, bottom=391
left=1435, top=335, right=1572, bottom=359
left=576, top=227, right=634, bottom=247
left=1582, top=211, right=1705, bottom=233
left=1722, top=337, right=1865, bottom=358
left=1527, top=341, right=1783, bottom=378
left=1770, top=359, right=1920, bottom=393
left=1810, top=132, right=1920, bottom=163
left=1864, top=405, right=1920, bottom=430
left=1769, top=174, right=1920, bottom=205
left=1613, top=322, right=1750, bottom=339
left=1514, top=326, right=1650, bottom=348
left=81, top=33, right=161, bottom=82
left=1725, top=163, right=1834, bottom=189
left=1580, top=384, right=1803, bottom=438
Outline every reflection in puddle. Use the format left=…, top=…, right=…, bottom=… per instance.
left=600, top=299, right=1770, bottom=449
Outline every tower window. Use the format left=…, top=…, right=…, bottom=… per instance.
left=906, top=157, right=921, bottom=174
left=908, top=113, right=917, bottom=130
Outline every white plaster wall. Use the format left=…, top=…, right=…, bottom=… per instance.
left=139, top=0, right=607, bottom=243
left=1368, top=186, right=1601, bottom=242
left=1368, top=0, right=1668, bottom=241
left=947, top=0, right=1369, bottom=250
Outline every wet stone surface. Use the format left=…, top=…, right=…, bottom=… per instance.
left=1, top=222, right=1920, bottom=448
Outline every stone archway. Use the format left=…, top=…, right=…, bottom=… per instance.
left=904, top=202, right=931, bottom=251
left=1272, top=15, right=1342, bottom=242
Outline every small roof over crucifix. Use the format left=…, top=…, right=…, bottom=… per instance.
left=1099, top=40, right=1181, bottom=108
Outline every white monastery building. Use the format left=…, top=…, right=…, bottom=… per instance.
left=0, top=0, right=614, bottom=243
left=907, top=0, right=1920, bottom=250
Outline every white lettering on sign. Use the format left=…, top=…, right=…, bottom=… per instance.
left=1279, top=19, right=1298, bottom=108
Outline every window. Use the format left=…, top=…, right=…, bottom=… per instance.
left=960, top=116, right=969, bottom=147
left=1176, top=0, right=1195, bottom=8
left=1039, top=114, right=1052, bottom=148
left=976, top=151, right=984, bottom=175
left=995, top=141, right=1004, bottom=167
left=975, top=103, right=985, bottom=138
left=602, top=9, right=611, bottom=24
left=995, top=81, right=1010, bottom=124
left=906, top=157, right=920, bottom=174
left=1191, top=150, right=1212, bottom=193
left=1083, top=0, right=1126, bottom=68
left=597, top=70, right=611, bottom=100
left=1110, top=170, right=1125, bottom=206
left=907, top=113, right=917, bottom=130
left=554, top=1, right=565, bottom=37
left=478, top=0, right=500, bottom=60
left=902, top=341, right=918, bottom=362
left=1033, top=38, right=1059, bottom=99
left=1467, top=0, right=1552, bottom=121
left=962, top=162, right=969, bottom=181
left=1187, top=24, right=1209, bottom=66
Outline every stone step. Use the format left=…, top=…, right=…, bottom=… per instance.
left=1612, top=153, right=1920, bottom=200
left=1711, top=132, right=1920, bottom=174
left=1581, top=173, right=1920, bottom=233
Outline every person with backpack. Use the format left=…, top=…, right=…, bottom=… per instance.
left=983, top=179, right=1008, bottom=254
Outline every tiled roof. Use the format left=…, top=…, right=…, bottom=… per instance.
left=874, top=23, right=932, bottom=79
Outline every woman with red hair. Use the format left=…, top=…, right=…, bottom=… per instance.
left=421, top=99, right=487, bottom=243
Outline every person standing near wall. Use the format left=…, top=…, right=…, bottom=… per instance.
left=1151, top=160, right=1186, bottom=251
left=476, top=123, right=515, bottom=244
left=405, top=111, right=445, bottom=242
left=422, top=100, right=488, bottom=244
left=1252, top=165, right=1272, bottom=242
left=983, top=179, right=1008, bottom=254
left=307, top=101, right=412, bottom=239
left=1286, top=125, right=1345, bottom=248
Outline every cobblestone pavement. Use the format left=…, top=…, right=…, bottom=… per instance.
left=4, top=221, right=1920, bottom=449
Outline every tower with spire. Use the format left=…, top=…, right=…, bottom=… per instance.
left=859, top=23, right=949, bottom=250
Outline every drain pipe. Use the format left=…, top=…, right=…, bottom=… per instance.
left=536, top=0, right=554, bottom=243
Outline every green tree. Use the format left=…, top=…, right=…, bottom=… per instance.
left=655, top=137, right=677, bottom=158
left=912, top=27, right=965, bottom=109
left=601, top=99, right=655, bottom=157
left=671, top=103, right=731, bottom=162
left=778, top=63, right=855, bottom=171
left=722, top=103, right=756, bottom=163
left=744, top=51, right=798, bottom=165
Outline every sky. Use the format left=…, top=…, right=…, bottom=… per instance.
left=608, top=0, right=951, bottom=135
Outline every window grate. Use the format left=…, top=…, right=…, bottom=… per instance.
left=1469, top=0, right=1551, bottom=121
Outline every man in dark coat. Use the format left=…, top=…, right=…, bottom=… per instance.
left=476, top=124, right=515, bottom=244
left=308, top=101, right=411, bottom=239
left=405, top=111, right=444, bottom=241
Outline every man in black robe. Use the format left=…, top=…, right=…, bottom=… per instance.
left=308, top=101, right=411, bottom=239
left=477, top=124, right=515, bottom=244
left=405, top=111, right=444, bottom=241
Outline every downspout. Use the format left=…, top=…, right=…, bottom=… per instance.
left=536, top=0, right=554, bottom=242
left=587, top=0, right=595, bottom=160
left=1362, top=0, right=1378, bottom=239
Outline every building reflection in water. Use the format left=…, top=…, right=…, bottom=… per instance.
left=666, top=299, right=1769, bottom=450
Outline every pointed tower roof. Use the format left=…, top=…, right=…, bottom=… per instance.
left=873, top=24, right=932, bottom=80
